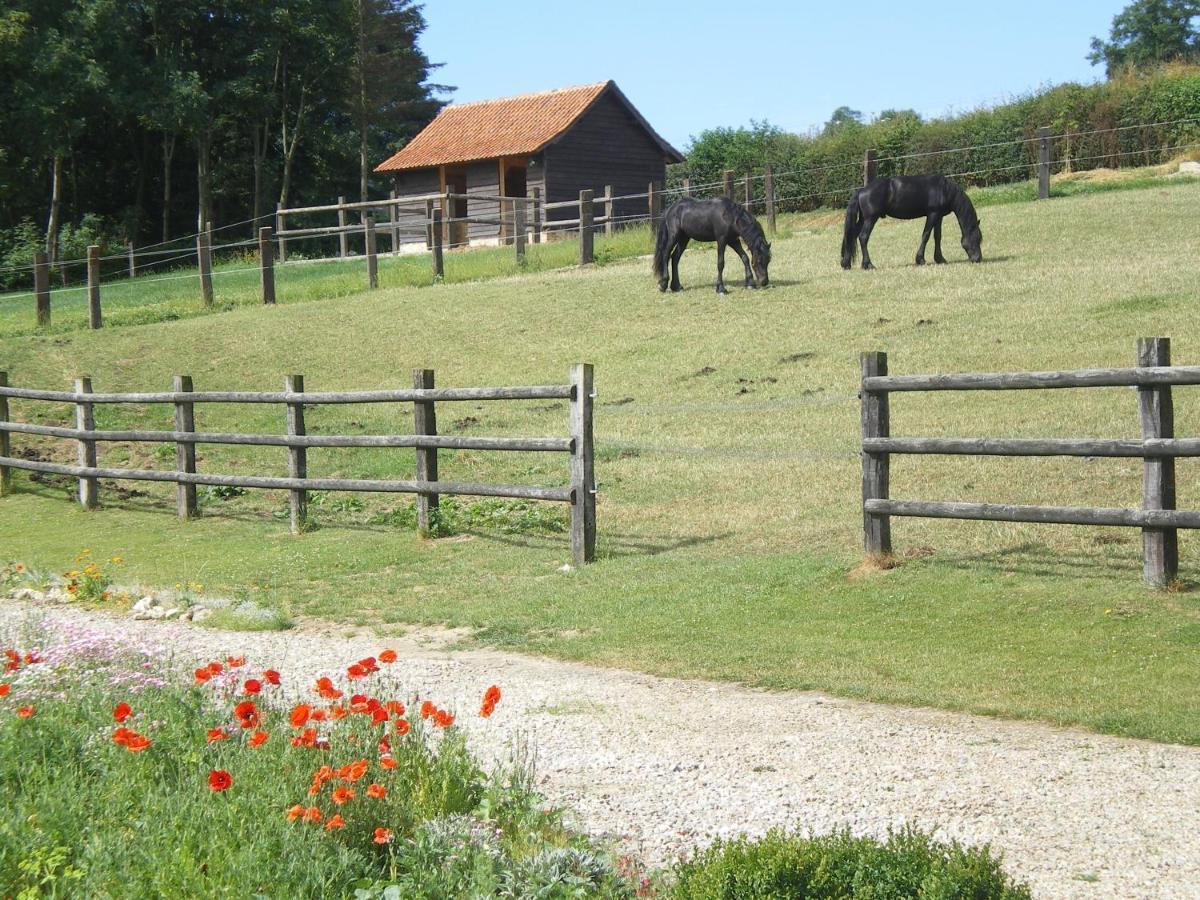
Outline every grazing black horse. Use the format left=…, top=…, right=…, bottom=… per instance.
left=654, top=197, right=771, bottom=293
left=841, top=175, right=982, bottom=270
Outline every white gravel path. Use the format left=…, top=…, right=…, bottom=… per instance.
left=4, top=598, right=1198, bottom=899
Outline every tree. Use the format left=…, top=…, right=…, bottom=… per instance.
left=823, top=106, right=864, bottom=135
left=1089, top=0, right=1200, bottom=76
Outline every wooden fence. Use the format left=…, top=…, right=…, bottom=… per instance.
left=0, top=365, right=597, bottom=565
left=860, top=338, right=1200, bottom=586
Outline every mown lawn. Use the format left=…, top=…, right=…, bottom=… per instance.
left=3, top=180, right=1200, bottom=745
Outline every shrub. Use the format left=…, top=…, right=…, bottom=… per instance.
left=670, top=827, right=1032, bottom=899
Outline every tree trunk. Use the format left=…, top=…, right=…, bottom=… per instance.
left=278, top=85, right=306, bottom=211
left=356, top=0, right=369, bottom=203
left=162, top=132, right=176, bottom=243
left=45, top=155, right=63, bottom=267
left=196, top=130, right=212, bottom=231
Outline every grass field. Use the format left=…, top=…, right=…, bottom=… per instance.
left=3, top=178, right=1200, bottom=745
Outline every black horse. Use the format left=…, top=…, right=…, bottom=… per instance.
left=654, top=197, right=771, bottom=293
left=841, top=175, right=982, bottom=270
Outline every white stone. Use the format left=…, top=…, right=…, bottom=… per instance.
left=132, top=596, right=155, bottom=614
left=1178, top=160, right=1200, bottom=175
left=558, top=564, right=575, bottom=573
left=191, top=607, right=214, bottom=623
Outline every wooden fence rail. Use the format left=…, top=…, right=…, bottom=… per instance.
left=860, top=338, right=1193, bottom=586
left=0, top=366, right=598, bottom=565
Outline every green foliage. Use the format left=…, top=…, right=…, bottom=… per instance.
left=1089, top=0, right=1200, bottom=77
left=670, top=828, right=1032, bottom=899
left=371, top=497, right=568, bottom=538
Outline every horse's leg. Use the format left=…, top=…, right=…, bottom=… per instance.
left=933, top=217, right=947, bottom=264
left=915, top=215, right=936, bottom=266
left=728, top=237, right=754, bottom=288
left=859, top=216, right=878, bottom=270
left=669, top=237, right=689, bottom=292
left=715, top=238, right=728, bottom=294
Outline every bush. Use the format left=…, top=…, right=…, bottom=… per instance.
left=670, top=827, right=1032, bottom=899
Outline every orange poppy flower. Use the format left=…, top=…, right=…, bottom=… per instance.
left=394, top=719, right=411, bottom=737
left=263, top=669, right=281, bottom=685
left=419, top=700, right=435, bottom=720
left=373, top=827, right=392, bottom=845
left=310, top=708, right=328, bottom=723
left=329, top=705, right=348, bottom=721
left=208, top=770, right=232, bottom=792
left=331, top=786, right=355, bottom=805
left=346, top=663, right=368, bottom=680
left=483, top=685, right=501, bottom=706
left=366, top=783, right=387, bottom=799
left=385, top=700, right=405, bottom=716
left=286, top=804, right=305, bottom=821
left=0, top=684, right=9, bottom=698
left=289, top=704, right=312, bottom=728
left=226, top=656, right=246, bottom=669
left=124, top=732, right=151, bottom=753
left=304, top=806, right=322, bottom=823
left=113, top=702, right=133, bottom=723
left=112, top=727, right=133, bottom=746
left=17, top=705, right=34, bottom=718
left=325, top=814, right=346, bottom=831
left=378, top=649, right=397, bottom=664
left=291, top=727, right=319, bottom=748
left=194, top=668, right=212, bottom=685
left=314, top=676, right=342, bottom=699
left=248, top=731, right=270, bottom=748
left=207, top=661, right=223, bottom=676
left=207, top=727, right=230, bottom=744
left=380, top=756, right=398, bottom=769
left=243, top=679, right=262, bottom=695
left=433, top=709, right=454, bottom=728
left=480, top=700, right=496, bottom=718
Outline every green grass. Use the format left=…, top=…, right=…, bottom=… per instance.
left=4, top=180, right=1200, bottom=745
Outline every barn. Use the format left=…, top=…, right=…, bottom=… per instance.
left=374, top=80, right=684, bottom=247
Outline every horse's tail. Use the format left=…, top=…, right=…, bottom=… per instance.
left=841, top=191, right=863, bottom=269
left=652, top=209, right=671, bottom=285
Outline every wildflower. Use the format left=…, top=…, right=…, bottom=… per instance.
left=291, top=728, right=319, bottom=748
left=380, top=755, right=398, bottom=769
left=109, top=556, right=123, bottom=564
left=315, top=677, right=342, bottom=699
left=331, top=786, right=354, bottom=805
left=385, top=700, right=405, bottom=716
left=113, top=702, right=133, bottom=723
left=378, top=649, right=397, bottom=664
left=325, top=815, right=346, bottom=831
left=346, top=663, right=368, bottom=680
left=420, top=700, right=435, bottom=720
left=248, top=731, right=270, bottom=748
left=17, top=706, right=34, bottom=718
left=263, top=669, right=281, bottom=686
left=207, top=727, right=230, bottom=744
left=329, top=705, right=348, bottom=721
left=290, top=704, right=312, bottom=727
left=0, top=684, right=9, bottom=698
left=358, top=657, right=379, bottom=674
left=235, top=701, right=259, bottom=729
left=124, top=732, right=151, bottom=753
left=480, top=685, right=501, bottom=719
left=310, top=708, right=328, bottom=723
left=394, top=720, right=411, bottom=737
left=373, top=827, right=392, bottom=845
left=366, top=783, right=387, bottom=800
left=226, top=656, right=245, bottom=669
left=371, top=708, right=389, bottom=726
left=433, top=709, right=454, bottom=728
left=14, top=563, right=25, bottom=573
left=304, top=806, right=322, bottom=823
left=286, top=804, right=305, bottom=821
left=206, top=661, right=223, bottom=676
left=243, top=679, right=262, bottom=695
left=208, top=770, right=232, bottom=792
left=22, top=651, right=39, bottom=665
left=194, top=668, right=212, bottom=685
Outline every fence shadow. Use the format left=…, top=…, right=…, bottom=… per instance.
left=934, top=540, right=1152, bottom=582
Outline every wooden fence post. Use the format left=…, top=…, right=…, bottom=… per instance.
left=431, top=208, right=444, bottom=279
left=412, top=368, right=439, bottom=536
left=285, top=374, right=306, bottom=534
left=127, top=241, right=136, bottom=278
left=0, top=372, right=11, bottom=495
left=743, top=173, right=753, bottom=211
left=365, top=215, right=378, bottom=289
left=276, top=203, right=287, bottom=263
left=425, top=199, right=434, bottom=250
left=860, top=352, right=891, bottom=556
left=1138, top=337, right=1177, bottom=587
left=513, top=200, right=526, bottom=262
left=648, top=181, right=661, bottom=231
left=34, top=252, right=50, bottom=328
left=864, top=149, right=877, bottom=185
left=531, top=187, right=542, bottom=244
left=389, top=190, right=400, bottom=254
left=764, top=165, right=777, bottom=236
left=74, top=376, right=98, bottom=510
left=579, top=189, right=594, bottom=265
left=259, top=226, right=276, bottom=304
left=603, top=185, right=614, bottom=236
left=569, top=363, right=596, bottom=566
left=197, top=224, right=213, bottom=307
left=86, top=244, right=102, bottom=329
left=1038, top=126, right=1051, bottom=200
left=722, top=170, right=733, bottom=198
left=173, top=375, right=197, bottom=519
left=682, top=178, right=692, bottom=197
left=337, top=196, right=348, bottom=257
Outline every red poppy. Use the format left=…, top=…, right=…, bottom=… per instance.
left=433, top=709, right=454, bottom=728
left=310, top=708, right=328, bottom=723
left=243, top=679, right=262, bottom=695
left=207, top=661, right=223, bottom=676
left=366, top=783, right=387, bottom=799
left=286, top=804, right=305, bottom=821
left=329, top=705, right=348, bottom=721
left=263, top=669, right=281, bottom=686
left=289, top=704, right=312, bottom=727
left=248, top=731, right=270, bottom=748
left=207, top=727, right=230, bottom=744
left=483, top=685, right=501, bottom=706
left=0, top=684, right=9, bottom=698
left=194, top=668, right=212, bottom=685
left=226, top=656, right=245, bottom=669
left=480, top=699, right=497, bottom=718
left=373, top=827, right=392, bottom=845
left=315, top=677, right=342, bottom=700
left=113, top=702, right=133, bottom=723
left=380, top=755, right=398, bottom=769
left=17, top=705, right=34, bottom=718
left=22, top=651, right=39, bottom=665
left=291, top=727, right=319, bottom=748
left=346, top=663, right=368, bottom=680
left=331, top=786, right=354, bottom=805
left=358, top=656, right=379, bottom=673
left=419, top=700, right=435, bottom=720
left=371, top=708, right=389, bottom=726
left=378, top=649, right=397, bottom=664
left=112, top=726, right=134, bottom=746
left=325, top=814, right=346, bottom=831
left=124, top=732, right=151, bottom=753
left=208, top=769, right=232, bottom=792
left=385, top=700, right=405, bottom=716
left=304, top=806, right=322, bottom=823
left=394, top=719, right=411, bottom=737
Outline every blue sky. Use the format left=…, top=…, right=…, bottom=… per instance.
left=421, top=1, right=1126, bottom=150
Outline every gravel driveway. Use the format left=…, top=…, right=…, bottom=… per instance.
left=4, top=598, right=1198, bottom=899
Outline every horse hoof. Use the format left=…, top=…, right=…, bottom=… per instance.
left=716, top=287, right=728, bottom=295
left=934, top=257, right=947, bottom=265
left=862, top=264, right=875, bottom=272
left=915, top=257, right=925, bottom=266
left=670, top=284, right=683, bottom=293
left=657, top=281, right=668, bottom=292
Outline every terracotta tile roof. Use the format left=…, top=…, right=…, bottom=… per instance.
left=374, top=80, right=682, bottom=172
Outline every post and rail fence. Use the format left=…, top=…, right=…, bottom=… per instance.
left=0, top=365, right=597, bottom=566
left=860, top=338, right=1197, bottom=586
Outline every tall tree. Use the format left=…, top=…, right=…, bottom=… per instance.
left=1089, top=0, right=1200, bottom=76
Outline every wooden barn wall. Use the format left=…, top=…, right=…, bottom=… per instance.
left=543, top=91, right=668, bottom=225
left=391, top=168, right=440, bottom=198
left=464, top=160, right=501, bottom=241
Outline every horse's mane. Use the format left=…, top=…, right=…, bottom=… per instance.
left=731, top=201, right=771, bottom=262
left=948, top=180, right=979, bottom=232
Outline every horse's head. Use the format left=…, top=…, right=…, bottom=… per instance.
left=961, top=223, right=983, bottom=263
left=752, top=240, right=772, bottom=287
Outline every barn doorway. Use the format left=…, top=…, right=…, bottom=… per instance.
left=443, top=167, right=468, bottom=248
left=500, top=159, right=527, bottom=244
